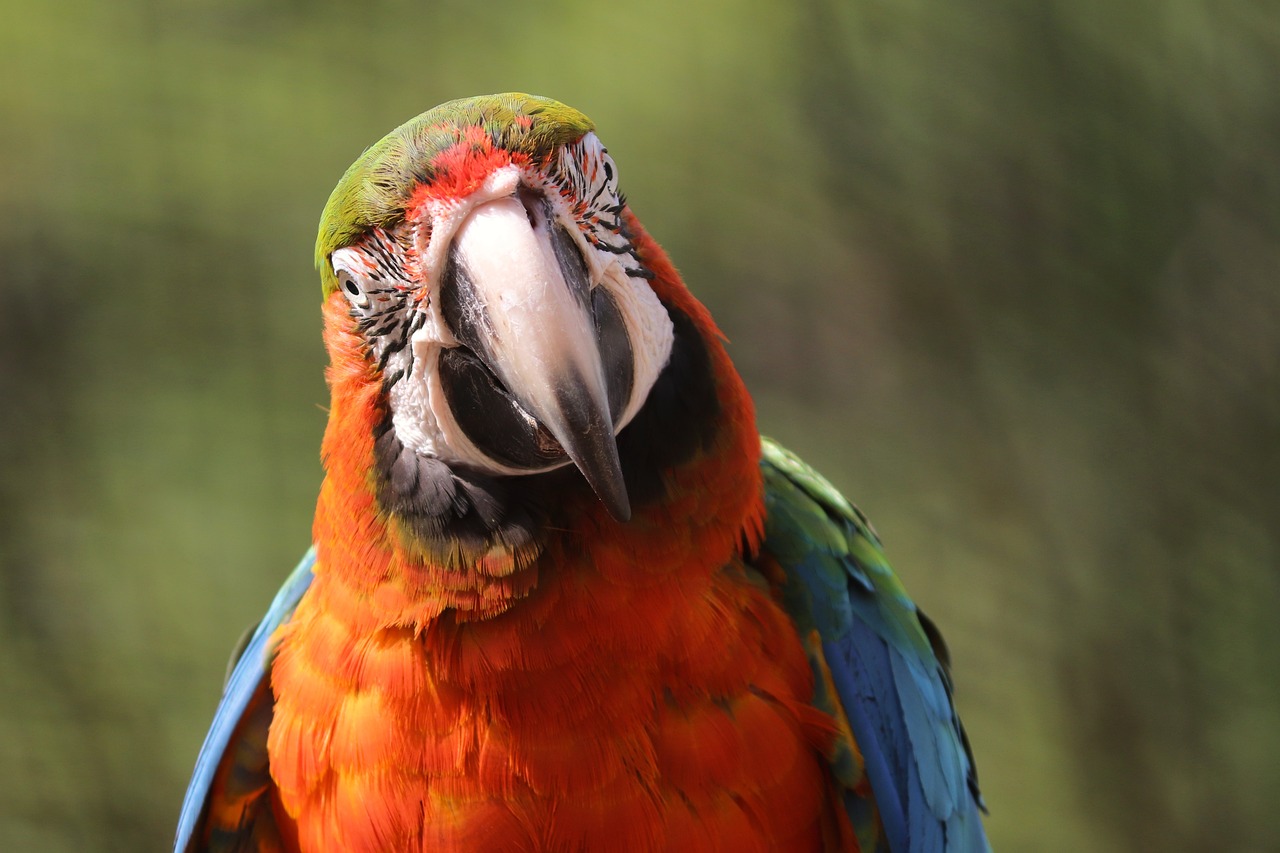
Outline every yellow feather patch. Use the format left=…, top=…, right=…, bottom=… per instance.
left=804, top=629, right=865, bottom=789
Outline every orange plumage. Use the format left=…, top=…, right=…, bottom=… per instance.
left=262, top=219, right=850, bottom=851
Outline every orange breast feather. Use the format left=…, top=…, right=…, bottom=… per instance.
left=263, top=223, right=855, bottom=852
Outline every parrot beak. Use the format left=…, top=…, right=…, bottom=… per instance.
left=441, top=189, right=632, bottom=522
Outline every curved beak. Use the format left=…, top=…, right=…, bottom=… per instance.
left=446, top=191, right=632, bottom=522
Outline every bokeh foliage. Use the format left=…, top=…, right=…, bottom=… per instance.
left=2, top=1, right=1277, bottom=850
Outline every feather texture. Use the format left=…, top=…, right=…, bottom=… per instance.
left=760, top=439, right=990, bottom=852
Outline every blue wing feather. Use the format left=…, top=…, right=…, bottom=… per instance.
left=822, top=624, right=910, bottom=852
left=173, top=547, right=316, bottom=853
left=760, top=439, right=989, bottom=852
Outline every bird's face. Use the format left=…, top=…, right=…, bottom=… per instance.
left=324, top=118, right=673, bottom=522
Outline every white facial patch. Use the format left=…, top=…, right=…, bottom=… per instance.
left=333, top=136, right=675, bottom=478
left=598, top=262, right=674, bottom=428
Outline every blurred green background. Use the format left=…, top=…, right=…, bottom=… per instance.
left=2, top=1, right=1278, bottom=850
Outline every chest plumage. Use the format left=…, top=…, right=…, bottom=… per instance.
left=269, top=524, right=843, bottom=852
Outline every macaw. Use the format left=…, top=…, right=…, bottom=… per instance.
left=175, top=93, right=989, bottom=853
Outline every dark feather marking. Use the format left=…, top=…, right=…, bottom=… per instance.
left=917, top=608, right=952, bottom=673
left=377, top=333, right=409, bottom=371
left=586, top=178, right=610, bottom=206
left=405, top=456, right=457, bottom=517
left=917, top=608, right=987, bottom=811
left=372, top=418, right=540, bottom=559
left=445, top=474, right=473, bottom=519
left=374, top=422, right=399, bottom=456
left=408, top=309, right=428, bottom=334
left=390, top=444, right=421, bottom=497
left=383, top=367, right=405, bottom=389
left=452, top=474, right=505, bottom=529
left=222, top=623, right=258, bottom=688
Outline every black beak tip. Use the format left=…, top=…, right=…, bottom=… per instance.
left=600, top=486, right=632, bottom=523
left=573, top=444, right=632, bottom=523
left=552, top=385, right=633, bottom=524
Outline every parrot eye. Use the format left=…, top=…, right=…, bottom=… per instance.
left=338, top=272, right=371, bottom=309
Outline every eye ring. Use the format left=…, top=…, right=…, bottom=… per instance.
left=338, top=271, right=371, bottom=309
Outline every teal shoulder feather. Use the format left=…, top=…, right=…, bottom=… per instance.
left=759, top=439, right=989, bottom=852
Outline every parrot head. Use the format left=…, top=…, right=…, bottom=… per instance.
left=315, top=94, right=734, bottom=569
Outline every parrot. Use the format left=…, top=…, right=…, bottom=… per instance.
left=174, top=93, right=989, bottom=853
